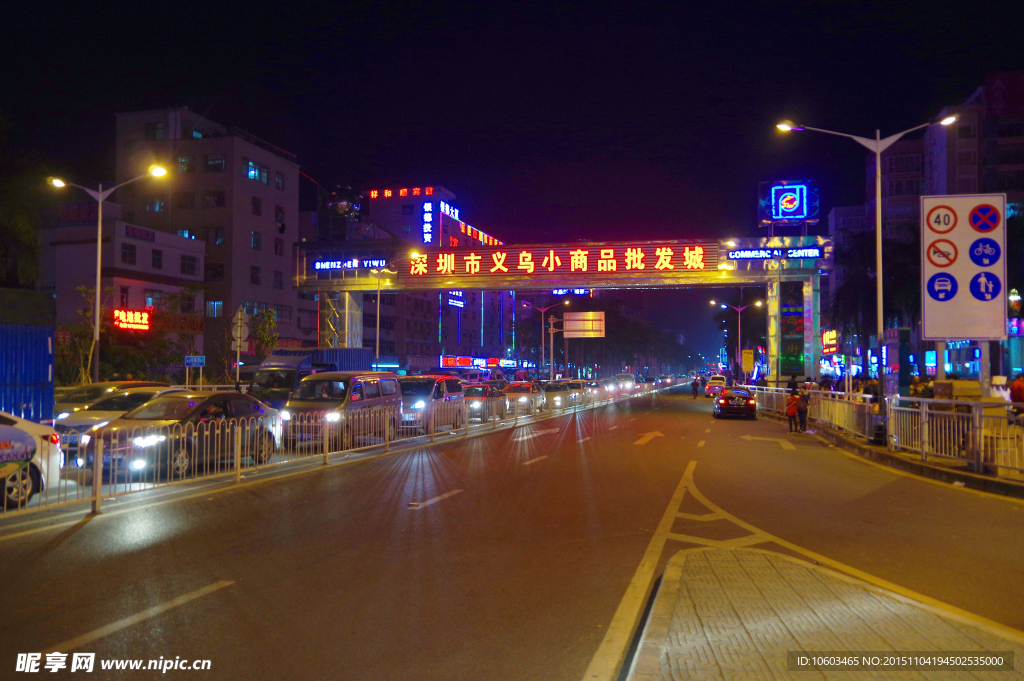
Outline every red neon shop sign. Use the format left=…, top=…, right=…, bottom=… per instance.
left=113, top=309, right=151, bottom=331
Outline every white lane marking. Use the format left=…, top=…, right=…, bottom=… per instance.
left=578, top=437, right=591, bottom=443
left=739, top=434, right=796, bottom=450
left=44, top=580, right=235, bottom=653
left=632, top=432, right=664, bottom=445
left=409, top=489, right=464, bottom=509
left=629, top=418, right=636, bottom=422
left=523, top=456, right=548, bottom=466
left=582, top=461, right=696, bottom=680
left=697, top=440, right=706, bottom=447
left=512, top=428, right=559, bottom=442
left=609, top=426, right=619, bottom=430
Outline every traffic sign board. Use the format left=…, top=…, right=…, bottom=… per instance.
left=925, top=239, right=957, bottom=268
left=921, top=194, right=1006, bottom=340
left=184, top=355, right=206, bottom=367
left=231, top=309, right=250, bottom=324
left=231, top=324, right=249, bottom=341
left=926, top=273, right=958, bottom=301
left=230, top=340, right=246, bottom=351
left=969, top=238, right=1001, bottom=267
left=926, top=205, right=957, bottom=234
left=969, top=204, right=1001, bottom=232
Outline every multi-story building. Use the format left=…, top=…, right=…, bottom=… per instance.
left=113, top=107, right=308, bottom=369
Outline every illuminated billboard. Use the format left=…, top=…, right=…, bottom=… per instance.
left=758, top=181, right=820, bottom=226
left=113, top=309, right=151, bottom=331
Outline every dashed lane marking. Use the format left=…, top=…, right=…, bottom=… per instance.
left=697, top=440, right=706, bottom=447
left=523, top=456, right=548, bottom=466
left=408, top=489, right=464, bottom=509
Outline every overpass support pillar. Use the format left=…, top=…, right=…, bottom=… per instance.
left=767, top=277, right=781, bottom=387
left=320, top=291, right=364, bottom=348
left=805, top=273, right=821, bottom=380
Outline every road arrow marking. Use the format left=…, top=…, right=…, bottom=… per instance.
left=739, top=434, right=795, bottom=450
left=409, top=489, right=464, bottom=509
left=697, top=440, right=705, bottom=447
left=705, top=428, right=711, bottom=433
left=633, top=431, right=665, bottom=446
left=513, top=428, right=559, bottom=442
left=523, top=456, right=548, bottom=465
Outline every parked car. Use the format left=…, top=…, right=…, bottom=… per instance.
left=1, top=410, right=62, bottom=509
left=705, top=375, right=728, bottom=397
left=54, top=381, right=170, bottom=418
left=713, top=388, right=757, bottom=419
left=55, top=387, right=188, bottom=460
left=464, top=384, right=509, bottom=421
left=505, top=382, right=545, bottom=414
left=282, top=371, right=402, bottom=446
left=398, top=375, right=465, bottom=433
left=81, top=392, right=280, bottom=479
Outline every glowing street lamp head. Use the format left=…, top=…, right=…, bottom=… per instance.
left=410, top=252, right=420, bottom=259
left=755, top=301, right=763, bottom=307
left=48, top=177, right=66, bottom=188
left=148, top=165, right=167, bottom=177
left=709, top=300, right=716, bottom=305
left=939, top=115, right=957, bottom=126
left=776, top=120, right=804, bottom=132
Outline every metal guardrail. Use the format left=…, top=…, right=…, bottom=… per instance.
left=3, top=382, right=667, bottom=518
left=742, top=384, right=1024, bottom=477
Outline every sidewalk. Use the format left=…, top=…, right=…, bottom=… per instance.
left=627, top=548, right=1024, bottom=680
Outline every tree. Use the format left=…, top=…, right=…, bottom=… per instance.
left=0, top=111, right=47, bottom=289
left=251, top=308, right=279, bottom=361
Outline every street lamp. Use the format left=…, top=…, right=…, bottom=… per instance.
left=48, top=165, right=167, bottom=382
left=522, top=299, right=568, bottom=380
left=370, top=267, right=398, bottom=369
left=711, top=300, right=763, bottom=380
left=777, top=115, right=956, bottom=396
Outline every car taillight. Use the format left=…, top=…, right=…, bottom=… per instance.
left=718, top=398, right=727, bottom=405
left=49, top=433, right=60, bottom=445
left=748, top=399, right=756, bottom=405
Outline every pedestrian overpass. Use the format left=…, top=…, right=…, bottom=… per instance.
left=295, top=235, right=833, bottom=380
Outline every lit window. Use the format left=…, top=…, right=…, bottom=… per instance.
left=275, top=172, right=285, bottom=190
left=205, top=154, right=226, bottom=172
left=143, top=195, right=165, bottom=212
left=178, top=155, right=195, bottom=173
left=206, top=301, right=224, bottom=318
left=246, top=160, right=269, bottom=184
left=251, top=231, right=262, bottom=251
left=207, top=228, right=225, bottom=246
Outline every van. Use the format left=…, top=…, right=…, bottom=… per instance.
left=281, top=371, right=401, bottom=447
left=398, top=375, right=466, bottom=433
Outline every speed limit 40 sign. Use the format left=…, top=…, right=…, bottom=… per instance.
left=921, top=194, right=1007, bottom=340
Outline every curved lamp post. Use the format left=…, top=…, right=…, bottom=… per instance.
left=48, top=165, right=167, bottom=382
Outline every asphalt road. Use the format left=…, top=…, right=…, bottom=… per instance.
left=3, top=387, right=1023, bottom=680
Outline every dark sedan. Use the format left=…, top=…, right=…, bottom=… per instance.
left=712, top=388, right=757, bottom=419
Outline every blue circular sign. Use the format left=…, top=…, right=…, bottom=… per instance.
left=969, top=272, right=1001, bottom=301
left=969, top=238, right=1001, bottom=267
left=926, top=273, right=958, bottom=301
left=969, top=204, right=1001, bottom=232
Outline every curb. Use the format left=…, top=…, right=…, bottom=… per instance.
left=759, top=410, right=1024, bottom=501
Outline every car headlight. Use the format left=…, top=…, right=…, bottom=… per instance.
left=75, top=457, right=85, bottom=467
left=131, top=459, right=147, bottom=470
left=57, top=412, right=70, bottom=420
left=91, top=421, right=108, bottom=431
left=281, top=410, right=291, bottom=421
left=325, top=412, right=341, bottom=422
left=471, top=402, right=480, bottom=409
left=519, top=397, right=528, bottom=402
left=414, top=401, right=425, bottom=409
left=133, top=435, right=166, bottom=448
left=554, top=397, right=561, bottom=403
left=80, top=434, right=91, bottom=446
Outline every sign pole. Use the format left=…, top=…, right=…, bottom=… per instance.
left=236, top=312, right=242, bottom=384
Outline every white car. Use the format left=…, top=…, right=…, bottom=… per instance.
left=704, top=375, right=728, bottom=397
left=1, top=410, right=62, bottom=509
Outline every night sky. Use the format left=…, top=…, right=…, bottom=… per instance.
left=7, top=2, right=1024, bottom=357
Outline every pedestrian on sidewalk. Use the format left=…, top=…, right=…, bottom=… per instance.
left=797, top=387, right=809, bottom=432
left=1011, top=373, right=1024, bottom=416
left=786, top=390, right=800, bottom=432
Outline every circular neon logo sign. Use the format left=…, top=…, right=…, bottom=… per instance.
left=780, top=193, right=799, bottom=211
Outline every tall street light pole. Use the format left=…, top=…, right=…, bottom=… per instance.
left=370, top=267, right=398, bottom=369
left=711, top=299, right=762, bottom=379
left=48, top=165, right=167, bottom=383
left=522, top=299, right=568, bottom=379
left=776, top=115, right=957, bottom=397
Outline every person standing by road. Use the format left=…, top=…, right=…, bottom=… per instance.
left=786, top=390, right=800, bottom=433
left=797, top=387, right=810, bottom=432
left=1011, top=374, right=1024, bottom=415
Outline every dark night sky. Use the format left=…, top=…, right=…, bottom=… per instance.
left=6, top=2, right=1024, bottom=357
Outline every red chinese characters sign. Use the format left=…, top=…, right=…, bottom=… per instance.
left=402, top=242, right=717, bottom=281
left=113, top=309, right=151, bottom=331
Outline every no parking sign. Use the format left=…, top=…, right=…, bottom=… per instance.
left=921, top=194, right=1007, bottom=340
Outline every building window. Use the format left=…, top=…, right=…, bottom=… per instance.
left=252, top=197, right=262, bottom=216
left=205, top=263, right=224, bottom=281
left=274, top=237, right=284, bottom=256
left=144, top=122, right=166, bottom=140
left=275, top=172, right=285, bottom=190
left=179, top=296, right=195, bottom=315
left=203, top=190, right=225, bottom=208
left=151, top=249, right=163, bottom=270
left=242, top=300, right=268, bottom=316
left=121, top=243, right=137, bottom=265
left=144, top=289, right=163, bottom=309
left=274, top=271, right=284, bottom=289
left=208, top=228, right=225, bottom=246
left=251, top=230, right=262, bottom=250
left=177, top=229, right=196, bottom=240
left=181, top=255, right=198, bottom=276
left=246, top=160, right=269, bottom=184
left=143, top=195, right=165, bottom=212
left=120, top=286, right=129, bottom=307
left=206, top=300, right=224, bottom=318
left=178, top=155, right=195, bottom=173
left=275, top=205, right=285, bottom=231
left=251, top=266, right=261, bottom=285
left=176, top=191, right=196, bottom=209
left=274, top=305, right=292, bottom=323
left=205, top=153, right=226, bottom=172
